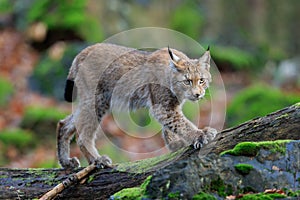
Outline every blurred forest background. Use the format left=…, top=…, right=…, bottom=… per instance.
left=0, top=0, right=299, bottom=168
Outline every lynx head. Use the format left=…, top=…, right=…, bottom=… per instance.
left=168, top=47, right=211, bottom=102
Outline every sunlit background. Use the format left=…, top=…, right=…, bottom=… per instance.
left=0, top=0, right=299, bottom=168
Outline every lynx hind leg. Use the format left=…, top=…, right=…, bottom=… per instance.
left=162, top=128, right=188, bottom=152
left=57, top=114, right=80, bottom=168
left=76, top=108, right=112, bottom=168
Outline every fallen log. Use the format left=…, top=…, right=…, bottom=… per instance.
left=0, top=103, right=299, bottom=199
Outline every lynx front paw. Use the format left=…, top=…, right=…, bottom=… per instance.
left=60, top=157, right=80, bottom=169
left=203, top=127, right=218, bottom=141
left=192, top=127, right=218, bottom=149
left=93, top=155, right=113, bottom=168
left=193, top=136, right=207, bottom=149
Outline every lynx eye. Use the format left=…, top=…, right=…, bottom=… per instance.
left=183, top=79, right=192, bottom=85
left=198, top=78, right=205, bottom=85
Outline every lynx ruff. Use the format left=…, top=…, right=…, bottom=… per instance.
left=57, top=43, right=217, bottom=168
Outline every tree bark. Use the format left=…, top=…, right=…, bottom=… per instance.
left=0, top=103, right=299, bottom=200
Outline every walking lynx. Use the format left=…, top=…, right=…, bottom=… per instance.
left=57, top=43, right=217, bottom=168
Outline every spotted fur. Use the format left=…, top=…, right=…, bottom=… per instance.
left=57, top=43, right=217, bottom=168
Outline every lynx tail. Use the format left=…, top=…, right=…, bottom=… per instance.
left=64, top=79, right=77, bottom=102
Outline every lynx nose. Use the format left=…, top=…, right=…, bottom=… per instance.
left=194, top=93, right=201, bottom=99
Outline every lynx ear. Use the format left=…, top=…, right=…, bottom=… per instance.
left=168, top=46, right=184, bottom=72
left=199, top=47, right=211, bottom=71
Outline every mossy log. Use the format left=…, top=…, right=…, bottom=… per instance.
left=0, top=103, right=299, bottom=199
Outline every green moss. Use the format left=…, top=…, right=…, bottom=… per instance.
left=257, top=140, right=291, bottom=154
left=275, top=113, right=289, bottom=120
left=221, top=140, right=291, bottom=157
left=210, top=178, right=233, bottom=197
left=113, top=187, right=143, bottom=200
left=140, top=175, right=152, bottom=190
left=192, top=192, right=216, bottom=200
left=234, top=163, right=254, bottom=175
left=295, top=102, right=300, bottom=107
left=0, top=174, right=8, bottom=179
left=240, top=193, right=286, bottom=200
left=285, top=189, right=300, bottom=197
left=167, top=191, right=180, bottom=199
left=227, top=84, right=300, bottom=127
left=116, top=148, right=186, bottom=173
left=221, top=142, right=258, bottom=157
left=87, top=174, right=95, bottom=183
left=112, top=176, right=152, bottom=200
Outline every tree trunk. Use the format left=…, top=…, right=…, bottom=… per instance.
left=0, top=103, right=299, bottom=199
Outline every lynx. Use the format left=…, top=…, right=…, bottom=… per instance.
left=57, top=43, right=217, bottom=168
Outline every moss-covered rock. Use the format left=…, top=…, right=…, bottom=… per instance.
left=221, top=140, right=291, bottom=157
left=221, top=142, right=258, bottom=157
left=234, top=163, right=254, bottom=175
left=143, top=140, right=299, bottom=199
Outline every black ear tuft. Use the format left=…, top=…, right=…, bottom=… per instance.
left=64, top=79, right=77, bottom=102
left=168, top=46, right=174, bottom=60
left=207, top=45, right=210, bottom=51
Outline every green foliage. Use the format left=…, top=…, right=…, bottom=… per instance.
left=221, top=140, right=291, bottom=157
left=0, top=76, right=14, bottom=106
left=234, top=163, right=254, bottom=175
left=0, top=0, right=12, bottom=13
left=192, top=192, right=216, bottom=200
left=25, top=0, right=86, bottom=29
left=20, top=106, right=67, bottom=141
left=30, top=43, right=86, bottom=100
left=22, top=106, right=67, bottom=123
left=170, top=0, right=203, bottom=40
left=0, top=128, right=36, bottom=149
left=9, top=0, right=103, bottom=42
left=210, top=46, right=255, bottom=70
left=227, top=84, right=300, bottom=127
